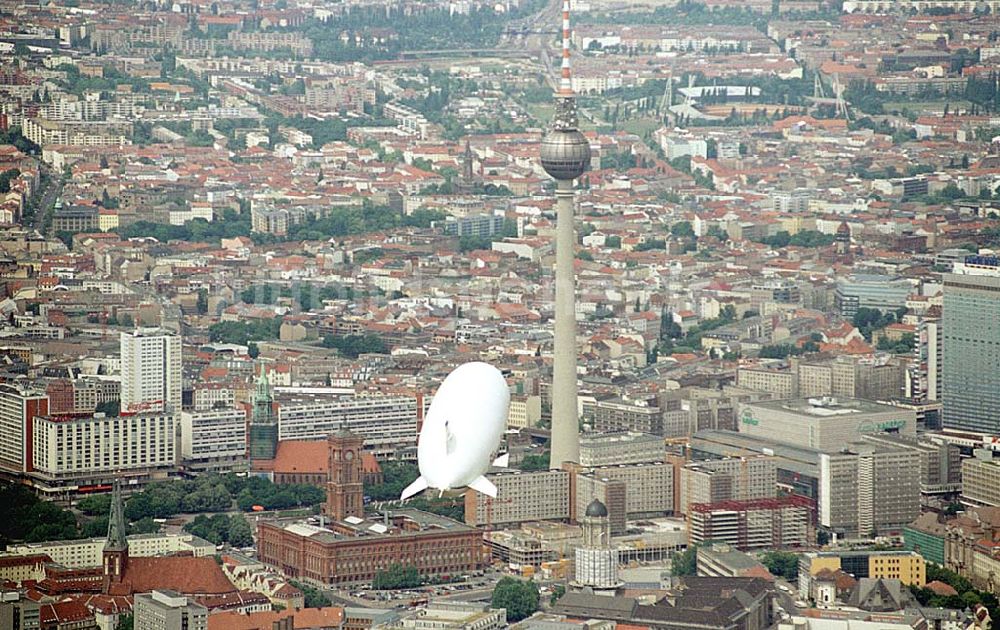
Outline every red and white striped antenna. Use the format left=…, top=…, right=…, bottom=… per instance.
left=559, top=0, right=573, bottom=97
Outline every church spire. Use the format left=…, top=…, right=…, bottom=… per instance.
left=105, top=478, right=128, bottom=552
left=103, top=478, right=129, bottom=591
left=252, top=362, right=274, bottom=424
left=250, top=361, right=278, bottom=460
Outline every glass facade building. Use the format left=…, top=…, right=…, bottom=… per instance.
left=942, top=268, right=1000, bottom=432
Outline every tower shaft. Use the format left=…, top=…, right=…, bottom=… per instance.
left=550, top=178, right=579, bottom=468
left=540, top=0, right=588, bottom=470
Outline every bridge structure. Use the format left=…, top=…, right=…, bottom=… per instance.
left=396, top=48, right=538, bottom=60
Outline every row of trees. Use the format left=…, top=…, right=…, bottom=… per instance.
left=760, top=551, right=799, bottom=580
left=290, top=580, right=333, bottom=608
left=76, top=474, right=325, bottom=521
left=758, top=338, right=821, bottom=359
left=209, top=318, right=283, bottom=346
left=0, top=128, right=39, bottom=155
left=120, top=209, right=252, bottom=243
left=117, top=200, right=449, bottom=249
left=372, top=563, right=423, bottom=589
left=757, top=230, right=835, bottom=249
left=847, top=73, right=1000, bottom=118
left=491, top=577, right=540, bottom=622
left=183, top=514, right=254, bottom=547
left=365, top=461, right=420, bottom=502
left=910, top=564, right=1000, bottom=622
left=852, top=306, right=908, bottom=342
left=1, top=483, right=85, bottom=545
left=240, top=284, right=359, bottom=312
left=0, top=168, right=21, bottom=194
left=321, top=334, right=388, bottom=358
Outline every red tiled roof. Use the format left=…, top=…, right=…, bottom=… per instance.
left=925, top=580, right=958, bottom=596
left=40, top=600, right=94, bottom=625
left=361, top=452, right=381, bottom=475
left=106, top=556, right=236, bottom=596
left=742, top=565, right=775, bottom=581
left=272, top=440, right=328, bottom=475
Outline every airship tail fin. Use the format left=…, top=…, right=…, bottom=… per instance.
left=400, top=476, right=429, bottom=501
left=492, top=453, right=509, bottom=468
left=468, top=475, right=497, bottom=498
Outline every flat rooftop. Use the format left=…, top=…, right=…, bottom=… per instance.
left=580, top=431, right=661, bottom=446
left=693, top=429, right=823, bottom=467
left=271, top=509, right=473, bottom=543
left=748, top=397, right=899, bottom=417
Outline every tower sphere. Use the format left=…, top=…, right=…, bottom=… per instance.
left=541, top=128, right=590, bottom=181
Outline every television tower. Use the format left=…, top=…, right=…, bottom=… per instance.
left=540, top=0, right=590, bottom=469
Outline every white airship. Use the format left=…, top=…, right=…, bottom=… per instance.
left=400, top=362, right=510, bottom=500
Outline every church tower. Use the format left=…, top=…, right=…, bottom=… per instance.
left=462, top=139, right=475, bottom=183
left=249, top=363, right=277, bottom=461
left=102, top=479, right=129, bottom=592
left=571, top=499, right=622, bottom=596
left=326, top=429, right=364, bottom=521
left=835, top=220, right=852, bottom=258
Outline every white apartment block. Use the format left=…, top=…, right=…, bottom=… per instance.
left=579, top=431, right=664, bottom=467
left=180, top=408, right=247, bottom=463
left=22, top=117, right=132, bottom=147
left=32, top=412, right=177, bottom=476
left=277, top=395, right=418, bottom=455
left=465, top=470, right=571, bottom=527
left=120, top=328, right=182, bottom=413
left=5, top=532, right=214, bottom=568
left=590, top=462, right=676, bottom=516
left=0, top=384, right=48, bottom=474
left=507, top=395, right=541, bottom=429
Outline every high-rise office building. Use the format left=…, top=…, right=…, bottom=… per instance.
left=680, top=456, right=777, bottom=515
left=0, top=384, right=48, bottom=474
left=942, top=257, right=1000, bottom=433
left=689, top=496, right=813, bottom=550
left=818, top=443, right=920, bottom=538
left=120, top=328, right=181, bottom=413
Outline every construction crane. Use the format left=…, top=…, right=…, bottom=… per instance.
left=832, top=73, right=850, bottom=120
left=808, top=72, right=850, bottom=120
left=660, top=73, right=674, bottom=122
left=482, top=493, right=513, bottom=568
left=814, top=73, right=826, bottom=100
